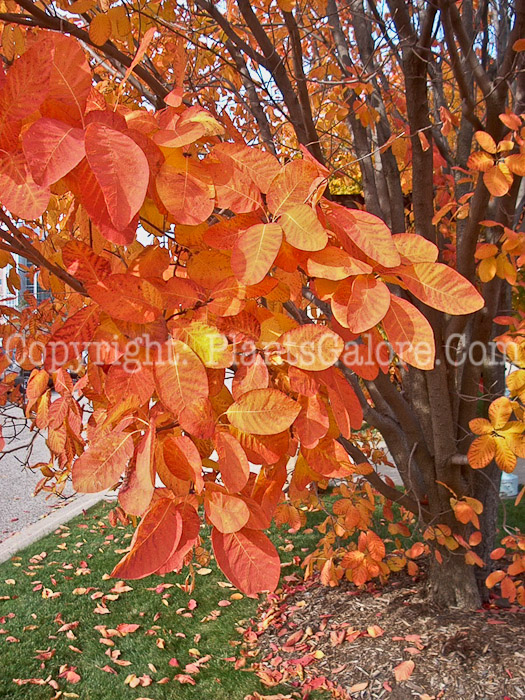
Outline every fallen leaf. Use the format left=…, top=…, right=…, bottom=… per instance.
left=394, top=659, right=415, bottom=682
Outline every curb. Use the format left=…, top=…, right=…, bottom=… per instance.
left=0, top=492, right=112, bottom=565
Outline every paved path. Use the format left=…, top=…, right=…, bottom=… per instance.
left=0, top=403, right=77, bottom=543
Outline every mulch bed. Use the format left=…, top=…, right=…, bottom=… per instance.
left=243, top=568, right=525, bottom=700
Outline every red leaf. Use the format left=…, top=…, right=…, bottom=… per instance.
left=212, top=527, right=280, bottom=597
left=156, top=503, right=200, bottom=574
left=0, top=39, right=53, bottom=128
left=22, top=118, right=85, bottom=187
left=111, top=498, right=183, bottom=579
left=85, top=123, right=149, bottom=230
left=0, top=151, right=50, bottom=220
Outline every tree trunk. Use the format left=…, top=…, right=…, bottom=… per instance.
left=473, top=462, right=502, bottom=602
left=428, top=550, right=482, bottom=609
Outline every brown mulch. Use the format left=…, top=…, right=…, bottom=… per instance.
left=244, top=569, right=525, bottom=700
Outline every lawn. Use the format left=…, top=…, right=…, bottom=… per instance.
left=0, top=499, right=330, bottom=700
left=0, top=492, right=521, bottom=699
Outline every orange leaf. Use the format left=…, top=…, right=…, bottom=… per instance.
left=266, top=159, right=320, bottom=216
left=474, top=131, right=497, bottom=154
left=111, top=499, right=183, bottom=579
left=505, top=153, right=525, bottom=177
left=89, top=13, right=112, bottom=45
left=326, top=201, right=401, bottom=268
left=294, top=394, right=329, bottom=448
left=392, top=233, right=438, bottom=263
left=397, top=263, right=484, bottom=315
left=211, top=527, right=280, bottom=597
left=231, top=223, right=283, bottom=284
left=302, top=437, right=353, bottom=478
left=494, top=436, right=517, bottom=473
left=232, top=355, right=269, bottom=400
left=105, top=363, right=155, bottom=406
left=483, top=164, right=512, bottom=197
left=87, top=273, right=163, bottom=323
left=44, top=305, right=100, bottom=371
left=213, top=163, right=263, bottom=214
left=156, top=163, right=214, bottom=226
left=485, top=569, right=506, bottom=588
left=393, top=659, right=415, bottom=682
left=382, top=295, right=435, bottom=370
left=213, top=142, right=280, bottom=193
left=121, top=26, right=156, bottom=87
left=62, top=240, right=112, bottom=286
left=405, top=542, right=425, bottom=559
left=345, top=275, right=391, bottom=333
left=204, top=491, right=250, bottom=533
left=320, top=367, right=363, bottom=436
left=179, top=397, right=216, bottom=439
left=278, top=325, right=344, bottom=371
left=490, top=547, right=506, bottom=560
left=307, top=246, right=372, bottom=280
left=226, top=388, right=300, bottom=435
left=279, top=203, right=328, bottom=251
left=119, top=427, right=155, bottom=516
left=156, top=503, right=201, bottom=575
left=153, top=339, right=209, bottom=418
left=469, top=417, right=492, bottom=435
left=163, top=435, right=204, bottom=493
left=467, top=434, right=495, bottom=469
left=488, top=396, right=512, bottom=429
left=0, top=151, right=50, bottom=220
left=467, top=151, right=494, bottom=172
left=214, top=431, right=250, bottom=492
left=72, top=431, right=133, bottom=493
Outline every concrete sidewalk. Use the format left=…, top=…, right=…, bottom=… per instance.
left=0, top=491, right=110, bottom=565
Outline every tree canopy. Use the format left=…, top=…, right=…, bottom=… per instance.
left=0, top=0, right=524, bottom=610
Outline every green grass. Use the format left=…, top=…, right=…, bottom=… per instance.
left=0, top=501, right=325, bottom=700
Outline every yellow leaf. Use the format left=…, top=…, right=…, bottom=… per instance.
left=483, top=164, right=512, bottom=197
left=488, top=396, right=512, bottom=429
left=494, top=436, right=517, bottom=473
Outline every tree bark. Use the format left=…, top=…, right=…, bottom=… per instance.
left=429, top=551, right=482, bottom=609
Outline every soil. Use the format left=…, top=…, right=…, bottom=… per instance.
left=246, top=568, right=525, bottom=700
